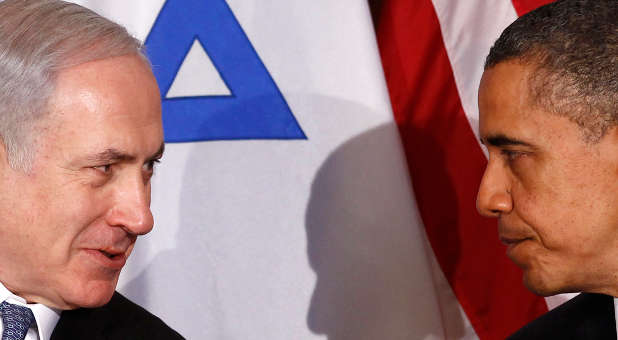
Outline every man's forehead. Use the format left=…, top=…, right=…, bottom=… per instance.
left=480, top=61, right=535, bottom=100
left=48, top=55, right=160, bottom=119
left=480, top=62, right=541, bottom=121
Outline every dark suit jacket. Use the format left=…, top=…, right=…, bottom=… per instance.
left=508, top=293, right=616, bottom=339
left=50, top=292, right=184, bottom=339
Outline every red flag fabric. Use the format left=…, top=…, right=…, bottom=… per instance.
left=512, top=0, right=556, bottom=15
left=376, top=0, right=558, bottom=339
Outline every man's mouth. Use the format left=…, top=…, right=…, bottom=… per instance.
left=500, top=236, right=535, bottom=262
left=98, top=249, right=123, bottom=259
left=83, top=247, right=129, bottom=270
left=499, top=236, right=533, bottom=246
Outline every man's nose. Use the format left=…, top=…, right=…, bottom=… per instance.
left=476, top=161, right=512, bottom=217
left=106, top=175, right=154, bottom=235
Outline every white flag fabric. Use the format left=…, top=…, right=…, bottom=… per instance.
left=68, top=1, right=448, bottom=339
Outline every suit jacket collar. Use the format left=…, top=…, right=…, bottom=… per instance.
left=509, top=293, right=616, bottom=339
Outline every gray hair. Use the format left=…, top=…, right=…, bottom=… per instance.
left=0, top=0, right=147, bottom=170
left=485, top=0, right=618, bottom=142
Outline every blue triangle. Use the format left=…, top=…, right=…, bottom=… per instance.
left=145, top=0, right=307, bottom=142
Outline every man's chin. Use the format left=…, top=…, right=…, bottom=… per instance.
left=523, top=277, right=556, bottom=296
left=522, top=271, right=577, bottom=297
left=61, top=280, right=118, bottom=309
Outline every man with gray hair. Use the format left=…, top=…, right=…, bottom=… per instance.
left=0, top=0, right=182, bottom=338
left=476, top=0, right=618, bottom=338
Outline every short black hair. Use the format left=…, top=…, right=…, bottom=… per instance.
left=485, top=0, right=617, bottom=142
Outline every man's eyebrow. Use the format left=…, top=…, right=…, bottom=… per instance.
left=480, top=134, right=535, bottom=148
left=86, top=143, right=165, bottom=163
left=87, top=148, right=135, bottom=163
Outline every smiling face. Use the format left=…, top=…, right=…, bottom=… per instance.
left=477, top=60, right=618, bottom=296
left=0, top=54, right=163, bottom=309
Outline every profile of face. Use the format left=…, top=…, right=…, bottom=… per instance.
left=0, top=54, right=164, bottom=309
left=477, top=61, right=618, bottom=297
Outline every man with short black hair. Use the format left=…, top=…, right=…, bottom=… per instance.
left=0, top=0, right=182, bottom=338
left=477, top=0, right=618, bottom=338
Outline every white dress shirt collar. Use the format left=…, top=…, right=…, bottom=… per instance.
left=0, top=281, right=60, bottom=340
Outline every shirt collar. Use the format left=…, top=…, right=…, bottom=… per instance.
left=0, top=281, right=61, bottom=340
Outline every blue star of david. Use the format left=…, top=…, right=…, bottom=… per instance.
left=145, top=0, right=306, bottom=142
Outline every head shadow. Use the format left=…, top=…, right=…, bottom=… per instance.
left=305, top=122, right=450, bottom=340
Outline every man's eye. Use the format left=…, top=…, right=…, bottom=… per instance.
left=93, top=164, right=112, bottom=173
left=144, top=159, right=161, bottom=172
left=501, top=149, right=526, bottom=162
